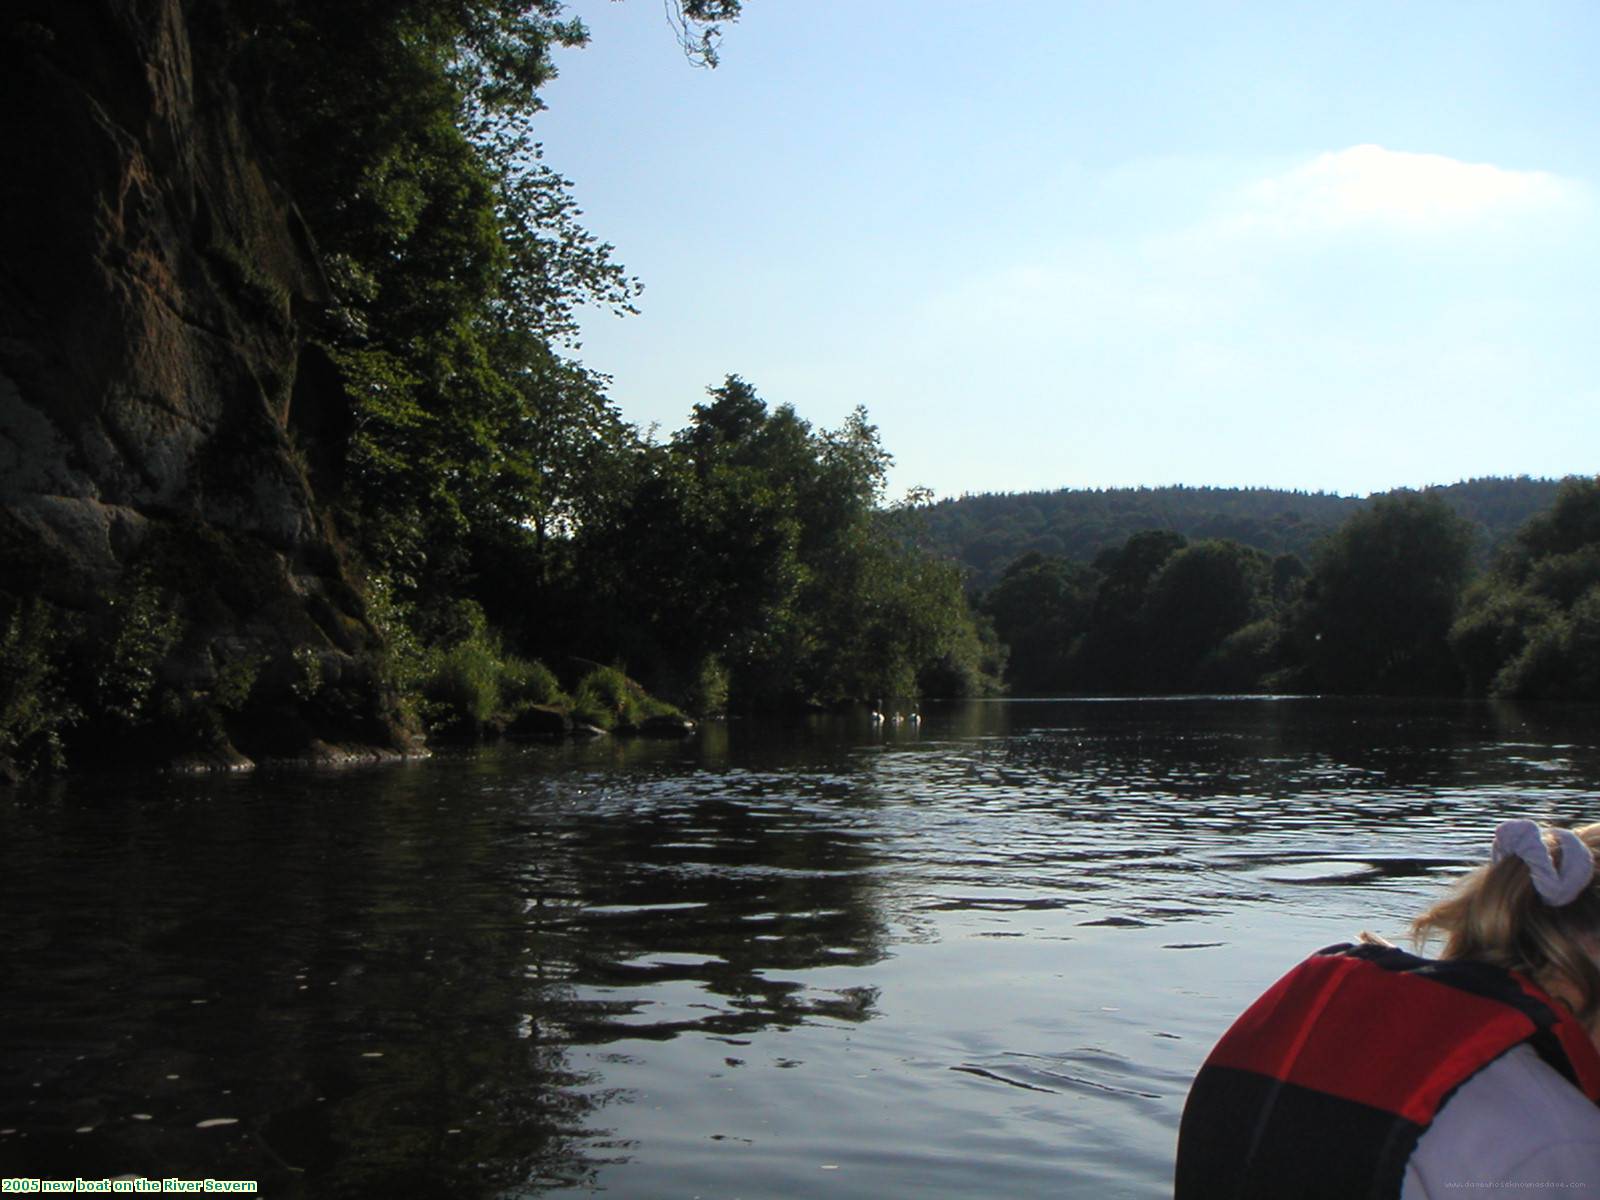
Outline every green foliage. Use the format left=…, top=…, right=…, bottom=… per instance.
left=1271, top=553, right=1308, bottom=605
left=1522, top=545, right=1600, bottom=609
left=13, top=5, right=1140, bottom=744
left=1488, top=588, right=1600, bottom=700
left=921, top=478, right=1564, bottom=592
left=1093, top=530, right=1189, bottom=623
left=1506, top=477, right=1600, bottom=566
left=1451, top=478, right=1600, bottom=700
left=667, top=0, right=743, bottom=65
left=501, top=657, right=566, bottom=710
left=1449, top=579, right=1556, bottom=695
left=1140, top=540, right=1270, bottom=681
left=96, top=578, right=184, bottom=725
left=212, top=652, right=264, bottom=712
left=382, top=591, right=571, bottom=735
left=978, top=531, right=1282, bottom=695
left=687, top=656, right=731, bottom=716
left=572, top=666, right=679, bottom=730
left=1195, top=618, right=1283, bottom=693
left=1491, top=618, right=1571, bottom=699
left=979, top=552, right=1096, bottom=694
left=196, top=0, right=669, bottom=611
left=1070, top=531, right=1188, bottom=690
left=182, top=8, right=1008, bottom=728
left=564, top=378, right=998, bottom=709
left=191, top=0, right=995, bottom=723
left=801, top=510, right=997, bottom=705
left=362, top=570, right=431, bottom=738
left=424, top=638, right=505, bottom=732
left=0, top=600, right=78, bottom=775
left=1287, top=493, right=1475, bottom=694
left=289, top=646, right=324, bottom=702
left=2, top=582, right=274, bottom=770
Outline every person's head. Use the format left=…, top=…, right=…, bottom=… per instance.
left=1413, top=820, right=1600, bottom=1026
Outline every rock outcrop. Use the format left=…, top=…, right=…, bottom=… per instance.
left=0, top=1, right=413, bottom=766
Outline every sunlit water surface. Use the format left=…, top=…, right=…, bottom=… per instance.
left=4, top=698, right=1599, bottom=1197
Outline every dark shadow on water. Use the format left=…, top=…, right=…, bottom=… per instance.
left=0, top=748, right=893, bottom=1196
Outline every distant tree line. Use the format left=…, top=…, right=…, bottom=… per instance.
left=927, top=479, right=1565, bottom=592
left=976, top=478, right=1600, bottom=701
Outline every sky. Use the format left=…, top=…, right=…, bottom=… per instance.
left=531, top=0, right=1600, bottom=501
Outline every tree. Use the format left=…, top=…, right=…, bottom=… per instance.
left=979, top=553, right=1096, bottom=694
left=1070, top=530, right=1187, bottom=690
left=1451, top=477, right=1600, bottom=699
left=1139, top=540, right=1271, bottom=687
left=567, top=378, right=997, bottom=708
left=1288, top=493, right=1475, bottom=694
left=1090, top=530, right=1189, bottom=628
left=195, top=1, right=737, bottom=622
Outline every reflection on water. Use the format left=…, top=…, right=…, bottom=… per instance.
left=1, top=698, right=1597, bottom=1197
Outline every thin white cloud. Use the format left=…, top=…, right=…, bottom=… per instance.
left=933, top=147, right=1587, bottom=349
left=893, top=144, right=1598, bottom=492
left=1230, top=144, right=1578, bottom=234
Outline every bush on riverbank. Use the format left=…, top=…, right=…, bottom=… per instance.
left=0, top=574, right=684, bottom=780
left=397, top=597, right=572, bottom=737
left=422, top=639, right=574, bottom=737
left=0, top=600, right=76, bottom=777
left=1451, top=478, right=1600, bottom=700
left=977, top=480, right=1600, bottom=700
left=373, top=591, right=679, bottom=741
left=572, top=665, right=682, bottom=731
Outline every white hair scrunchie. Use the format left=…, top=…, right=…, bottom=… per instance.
left=1492, top=819, right=1595, bottom=907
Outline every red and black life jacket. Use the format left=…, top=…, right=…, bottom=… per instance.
left=1174, top=941, right=1600, bottom=1199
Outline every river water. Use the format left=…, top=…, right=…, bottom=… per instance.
left=3, top=698, right=1598, bottom=1197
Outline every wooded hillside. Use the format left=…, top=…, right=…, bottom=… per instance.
left=921, top=477, right=1566, bottom=591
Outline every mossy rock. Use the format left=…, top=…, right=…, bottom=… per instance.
left=621, top=713, right=696, bottom=738
left=168, top=743, right=255, bottom=773
left=506, top=704, right=571, bottom=739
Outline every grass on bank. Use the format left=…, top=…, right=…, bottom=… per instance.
left=1, top=579, right=684, bottom=779
left=381, top=593, right=680, bottom=738
left=420, top=644, right=681, bottom=736
left=570, top=664, right=681, bottom=730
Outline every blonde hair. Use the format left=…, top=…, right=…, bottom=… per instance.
left=1411, top=822, right=1600, bottom=1023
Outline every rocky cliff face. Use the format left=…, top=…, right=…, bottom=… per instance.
left=0, top=0, right=411, bottom=765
